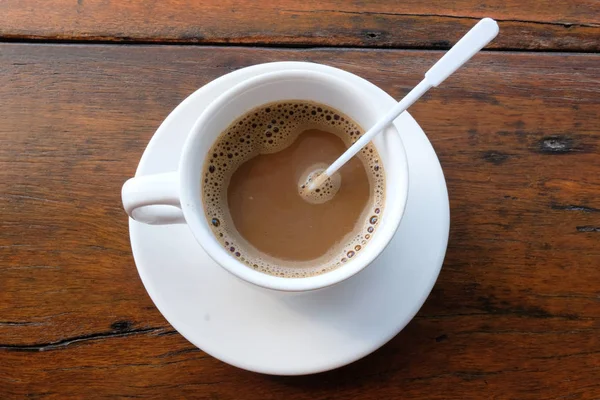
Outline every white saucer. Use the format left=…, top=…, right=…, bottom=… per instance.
left=129, top=62, right=449, bottom=375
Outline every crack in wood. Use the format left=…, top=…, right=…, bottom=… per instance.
left=576, top=226, right=600, bottom=232
left=156, top=330, right=180, bottom=336
left=0, top=321, right=45, bottom=326
left=0, top=327, right=169, bottom=352
left=281, top=9, right=600, bottom=29
left=157, top=347, right=201, bottom=358
left=552, top=204, right=600, bottom=213
left=481, top=150, right=511, bottom=165
left=1, top=37, right=599, bottom=54
left=435, top=334, right=448, bottom=342
left=537, top=136, right=576, bottom=154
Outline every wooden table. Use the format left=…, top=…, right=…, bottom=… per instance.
left=1, top=1, right=599, bottom=398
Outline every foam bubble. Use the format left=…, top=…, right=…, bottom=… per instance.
left=201, top=100, right=386, bottom=278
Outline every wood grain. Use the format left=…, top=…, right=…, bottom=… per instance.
left=0, top=0, right=599, bottom=51
left=1, top=44, right=600, bottom=398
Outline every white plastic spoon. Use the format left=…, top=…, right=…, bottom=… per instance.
left=309, top=17, right=499, bottom=190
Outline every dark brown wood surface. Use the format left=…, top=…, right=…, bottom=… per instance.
left=0, top=0, right=599, bottom=51
left=1, top=43, right=599, bottom=398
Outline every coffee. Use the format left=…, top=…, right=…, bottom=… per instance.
left=202, top=101, right=384, bottom=277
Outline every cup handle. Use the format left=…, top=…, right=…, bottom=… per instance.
left=121, top=172, right=186, bottom=225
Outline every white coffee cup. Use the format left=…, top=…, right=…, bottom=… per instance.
left=122, top=69, right=409, bottom=292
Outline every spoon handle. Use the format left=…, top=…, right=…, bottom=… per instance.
left=318, top=79, right=431, bottom=184
left=311, top=18, right=499, bottom=189
left=425, top=18, right=499, bottom=87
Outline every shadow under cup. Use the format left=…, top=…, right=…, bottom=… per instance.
left=180, top=70, right=409, bottom=291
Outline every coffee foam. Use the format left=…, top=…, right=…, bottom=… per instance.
left=202, top=101, right=385, bottom=278
left=297, top=164, right=341, bottom=205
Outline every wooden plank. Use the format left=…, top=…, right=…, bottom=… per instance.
left=1, top=44, right=599, bottom=398
left=0, top=0, right=599, bottom=51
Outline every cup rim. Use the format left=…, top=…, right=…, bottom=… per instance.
left=179, top=70, right=409, bottom=291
